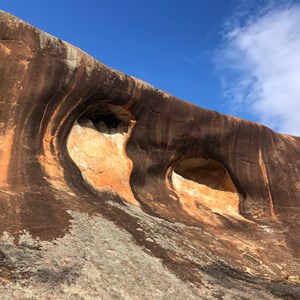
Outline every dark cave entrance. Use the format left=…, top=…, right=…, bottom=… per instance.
left=77, top=104, right=133, bottom=135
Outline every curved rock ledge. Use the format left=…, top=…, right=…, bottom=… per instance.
left=0, top=10, right=300, bottom=299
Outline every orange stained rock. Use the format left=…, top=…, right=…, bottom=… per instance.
left=67, top=119, right=139, bottom=206
left=38, top=94, right=82, bottom=192
left=258, top=149, right=278, bottom=222
left=172, top=170, right=242, bottom=224
left=0, top=128, right=15, bottom=186
left=0, top=43, right=12, bottom=55
left=38, top=108, right=68, bottom=191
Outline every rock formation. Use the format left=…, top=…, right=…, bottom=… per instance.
left=0, top=10, right=300, bottom=299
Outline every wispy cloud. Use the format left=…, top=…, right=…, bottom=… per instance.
left=216, top=1, right=300, bottom=136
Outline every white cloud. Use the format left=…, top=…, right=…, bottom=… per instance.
left=216, top=2, right=300, bottom=136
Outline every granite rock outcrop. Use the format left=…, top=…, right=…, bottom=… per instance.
left=0, top=11, right=300, bottom=299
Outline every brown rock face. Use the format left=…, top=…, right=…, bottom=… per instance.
left=0, top=11, right=300, bottom=299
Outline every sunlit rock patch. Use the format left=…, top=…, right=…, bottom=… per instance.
left=67, top=104, right=138, bottom=206
left=172, top=158, right=241, bottom=222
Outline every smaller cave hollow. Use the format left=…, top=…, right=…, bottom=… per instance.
left=173, top=158, right=237, bottom=193
left=171, top=158, right=240, bottom=218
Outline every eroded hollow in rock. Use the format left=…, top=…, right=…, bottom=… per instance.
left=77, top=104, right=132, bottom=134
left=172, top=158, right=241, bottom=219
left=67, top=104, right=139, bottom=206
left=174, top=158, right=237, bottom=193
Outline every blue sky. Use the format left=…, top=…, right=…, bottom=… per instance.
left=1, top=0, right=300, bottom=135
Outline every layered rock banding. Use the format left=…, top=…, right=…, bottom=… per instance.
left=0, top=11, right=300, bottom=299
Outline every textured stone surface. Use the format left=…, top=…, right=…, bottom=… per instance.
left=0, top=10, right=300, bottom=299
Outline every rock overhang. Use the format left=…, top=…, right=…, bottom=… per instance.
left=0, top=9, right=300, bottom=299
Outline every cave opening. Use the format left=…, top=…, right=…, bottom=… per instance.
left=67, top=103, right=139, bottom=205
left=173, top=158, right=237, bottom=193
left=172, top=157, right=240, bottom=217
